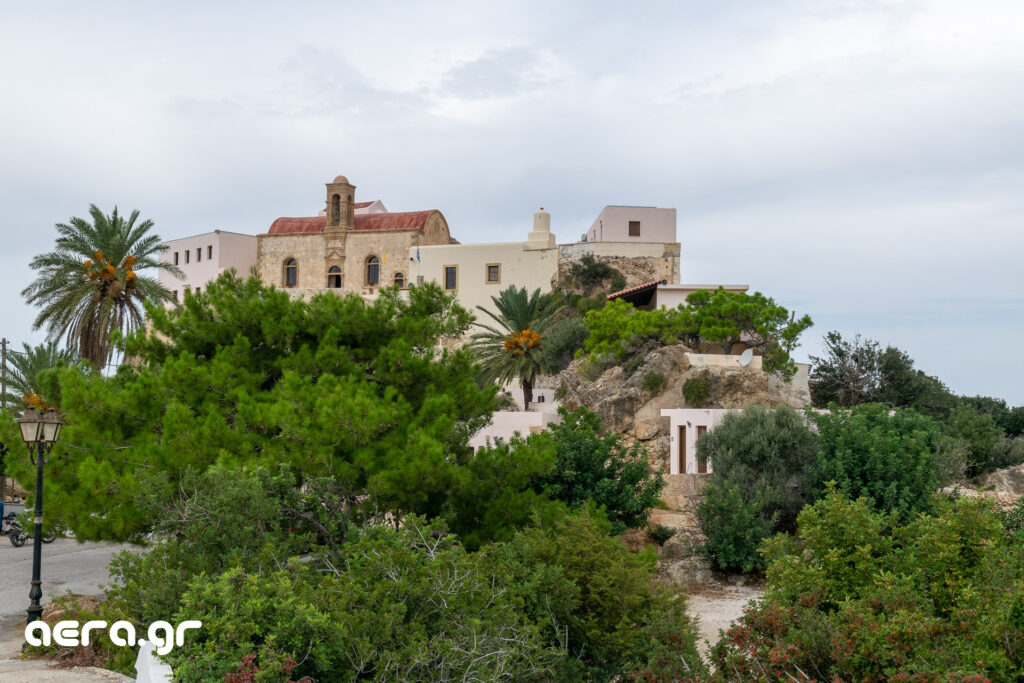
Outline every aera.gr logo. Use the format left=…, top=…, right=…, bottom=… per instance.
left=26, top=620, right=202, bottom=656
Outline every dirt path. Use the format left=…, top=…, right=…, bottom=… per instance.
left=687, top=584, right=764, bottom=657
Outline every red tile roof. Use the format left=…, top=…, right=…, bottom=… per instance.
left=606, top=279, right=667, bottom=300
left=267, top=210, right=436, bottom=235
left=353, top=201, right=373, bottom=209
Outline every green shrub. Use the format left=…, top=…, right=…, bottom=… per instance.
left=623, top=354, right=646, bottom=377
left=542, top=407, right=665, bottom=534
left=569, top=254, right=624, bottom=295
left=697, top=483, right=775, bottom=574
left=582, top=288, right=811, bottom=380
left=505, top=508, right=705, bottom=679
left=609, top=275, right=627, bottom=292
left=648, top=524, right=676, bottom=545
left=642, top=371, right=665, bottom=393
left=541, top=315, right=590, bottom=374
left=583, top=298, right=694, bottom=360
left=711, top=490, right=1024, bottom=681
left=947, top=404, right=1003, bottom=476
left=167, top=518, right=563, bottom=682
left=682, top=373, right=710, bottom=407
left=992, top=435, right=1024, bottom=471
left=812, top=403, right=944, bottom=520
left=695, top=404, right=819, bottom=574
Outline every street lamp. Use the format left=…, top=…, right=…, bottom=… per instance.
left=17, top=407, right=64, bottom=624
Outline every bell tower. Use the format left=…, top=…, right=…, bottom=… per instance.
left=324, top=175, right=355, bottom=289
left=325, top=175, right=355, bottom=231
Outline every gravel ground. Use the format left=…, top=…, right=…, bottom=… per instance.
left=687, top=584, right=764, bottom=657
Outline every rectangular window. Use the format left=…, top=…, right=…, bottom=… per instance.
left=196, top=248, right=201, bottom=262
left=486, top=263, right=500, bottom=284
left=185, top=250, right=190, bottom=264
left=174, top=252, right=179, bottom=265
left=628, top=221, right=641, bottom=237
left=173, top=290, right=177, bottom=301
left=195, top=287, right=200, bottom=294
left=208, top=245, right=213, bottom=259
left=444, top=265, right=457, bottom=291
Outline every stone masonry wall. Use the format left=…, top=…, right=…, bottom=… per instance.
left=557, top=242, right=681, bottom=291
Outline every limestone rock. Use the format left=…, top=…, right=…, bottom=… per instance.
left=975, top=463, right=1024, bottom=498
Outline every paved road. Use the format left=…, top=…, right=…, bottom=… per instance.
left=0, top=538, right=139, bottom=621
left=0, top=538, right=141, bottom=680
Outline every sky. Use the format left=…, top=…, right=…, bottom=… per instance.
left=1, top=1, right=1022, bottom=404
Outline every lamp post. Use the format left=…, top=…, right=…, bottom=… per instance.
left=17, top=407, right=64, bottom=624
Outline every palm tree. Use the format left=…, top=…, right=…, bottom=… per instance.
left=22, top=205, right=181, bottom=368
left=470, top=286, right=566, bottom=410
left=1, top=341, right=76, bottom=410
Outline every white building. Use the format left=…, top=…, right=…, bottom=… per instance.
left=159, top=230, right=258, bottom=303
left=413, top=208, right=560, bottom=316
left=584, top=205, right=677, bottom=243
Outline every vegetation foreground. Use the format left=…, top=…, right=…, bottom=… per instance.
left=3, top=271, right=1024, bottom=681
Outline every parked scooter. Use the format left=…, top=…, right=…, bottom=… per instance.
left=2, top=512, right=57, bottom=547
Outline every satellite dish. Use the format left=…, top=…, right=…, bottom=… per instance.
left=739, top=349, right=753, bottom=367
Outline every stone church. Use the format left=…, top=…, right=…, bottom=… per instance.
left=256, top=175, right=455, bottom=295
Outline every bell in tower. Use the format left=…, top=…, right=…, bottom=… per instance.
left=325, top=175, right=356, bottom=230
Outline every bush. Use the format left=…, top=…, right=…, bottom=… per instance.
left=992, top=435, right=1024, bottom=471
left=947, top=404, right=1003, bottom=476
left=505, top=508, right=705, bottom=679
left=541, top=315, right=590, bottom=374
left=167, top=517, right=563, bottom=682
left=648, top=523, right=675, bottom=545
left=569, top=254, right=624, bottom=296
left=695, top=405, right=818, bottom=573
left=642, top=371, right=665, bottom=393
left=583, top=298, right=693, bottom=361
left=711, top=490, right=1024, bottom=681
left=682, top=372, right=710, bottom=407
left=542, top=407, right=665, bottom=534
left=812, top=404, right=945, bottom=520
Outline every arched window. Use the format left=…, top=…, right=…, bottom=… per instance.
left=393, top=272, right=405, bottom=289
left=347, top=194, right=354, bottom=225
left=365, top=256, right=380, bottom=286
left=331, top=194, right=341, bottom=223
left=284, top=258, right=297, bottom=287
left=327, top=266, right=342, bottom=288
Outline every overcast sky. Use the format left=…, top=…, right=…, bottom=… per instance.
left=1, top=1, right=1022, bottom=404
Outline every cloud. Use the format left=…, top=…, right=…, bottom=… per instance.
left=1, top=0, right=1022, bottom=403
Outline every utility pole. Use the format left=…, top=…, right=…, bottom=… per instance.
left=1, top=337, right=7, bottom=406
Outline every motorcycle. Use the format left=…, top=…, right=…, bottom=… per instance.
left=3, top=513, right=57, bottom=547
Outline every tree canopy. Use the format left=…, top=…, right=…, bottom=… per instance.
left=470, top=285, right=566, bottom=408
left=1, top=272, right=496, bottom=540
left=683, top=288, right=813, bottom=378
left=583, top=288, right=812, bottom=379
left=0, top=340, right=77, bottom=410
left=21, top=205, right=181, bottom=368
left=695, top=404, right=819, bottom=573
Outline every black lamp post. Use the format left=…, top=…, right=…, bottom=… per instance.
left=17, top=407, right=64, bottom=624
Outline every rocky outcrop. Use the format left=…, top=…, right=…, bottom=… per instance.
left=557, top=343, right=812, bottom=586
left=557, top=343, right=809, bottom=455
left=974, top=463, right=1024, bottom=499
